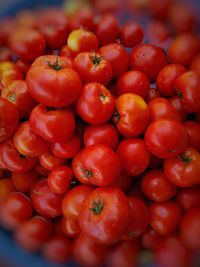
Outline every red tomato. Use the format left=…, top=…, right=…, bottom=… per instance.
left=0, top=97, right=19, bottom=142
left=26, top=55, right=81, bottom=107
left=113, top=93, right=150, bottom=137
left=79, top=186, right=131, bottom=244
left=0, top=18, right=16, bottom=46
left=0, top=179, right=16, bottom=202
left=34, top=162, right=49, bottom=176
left=168, top=95, right=188, bottom=122
left=76, top=83, right=115, bottom=125
left=0, top=46, right=12, bottom=62
left=1, top=80, right=36, bottom=118
left=61, top=217, right=81, bottom=238
left=31, top=179, right=63, bottom=218
left=39, top=152, right=66, bottom=171
left=164, top=148, right=200, bottom=187
left=62, top=185, right=94, bottom=220
left=130, top=44, right=168, bottom=82
left=84, top=123, right=119, bottom=149
left=176, top=186, right=200, bottom=211
left=190, top=53, right=200, bottom=75
left=0, top=192, right=33, bottom=230
left=68, top=8, right=95, bottom=31
left=142, top=227, right=163, bottom=251
left=116, top=138, right=150, bottom=176
left=47, top=165, right=73, bottom=194
left=14, top=216, right=53, bottom=252
left=116, top=70, right=150, bottom=99
left=15, top=60, right=30, bottom=76
left=73, top=144, right=121, bottom=186
left=141, top=169, right=177, bottom=202
left=120, top=21, right=144, bottom=48
left=146, top=20, right=170, bottom=45
left=29, top=105, right=75, bottom=143
left=147, top=88, right=162, bottom=102
left=145, top=119, right=188, bottom=159
left=11, top=170, right=38, bottom=194
left=150, top=201, right=182, bottom=236
left=184, top=121, right=200, bottom=152
left=148, top=0, right=172, bottom=19
left=59, top=44, right=74, bottom=58
left=73, top=51, right=112, bottom=85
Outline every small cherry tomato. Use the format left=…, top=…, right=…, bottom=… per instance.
left=120, top=21, right=144, bottom=48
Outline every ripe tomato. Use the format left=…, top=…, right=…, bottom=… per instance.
left=116, top=70, right=150, bottom=99
left=142, top=227, right=163, bottom=251
left=168, top=95, right=188, bottom=122
left=146, top=20, right=170, bottom=46
left=145, top=119, right=188, bottom=159
left=176, top=186, right=200, bottom=211
left=29, top=105, right=75, bottom=143
left=31, top=179, right=63, bottom=218
left=76, top=83, right=115, bottom=125
left=113, top=93, right=150, bottom=137
left=0, top=179, right=16, bottom=202
left=15, top=59, right=31, bottom=76
left=184, top=121, right=200, bottom=152
left=0, top=46, right=12, bottom=62
left=148, top=0, right=172, bottom=19
left=79, top=186, right=131, bottom=244
left=61, top=217, right=81, bottom=238
left=68, top=8, right=95, bottom=31
left=164, top=148, right=200, bottom=187
left=59, top=44, right=74, bottom=58
left=0, top=97, right=19, bottom=142
left=147, top=88, right=161, bottom=102
left=190, top=53, right=200, bottom=75
left=120, top=21, right=144, bottom=48
left=11, top=170, right=38, bottom=194
left=72, top=144, right=121, bottom=186
left=116, top=138, right=150, bottom=176
left=26, top=55, right=81, bottom=107
left=39, top=152, right=66, bottom=171
left=73, top=51, right=112, bottom=85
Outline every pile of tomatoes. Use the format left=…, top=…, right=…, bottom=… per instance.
left=0, top=0, right=200, bottom=266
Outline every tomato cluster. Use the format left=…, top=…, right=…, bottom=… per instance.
left=0, top=0, right=200, bottom=267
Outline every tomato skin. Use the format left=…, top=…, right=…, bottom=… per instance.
left=0, top=192, right=33, bottom=230
left=73, top=51, right=112, bottom=85
left=147, top=88, right=161, bottom=102
left=142, top=227, right=163, bottom=250
left=29, top=105, right=75, bottom=143
left=145, top=119, right=188, bottom=159
left=14, top=121, right=50, bottom=157
left=0, top=46, right=12, bottom=62
left=73, top=144, right=121, bottom=186
left=76, top=83, right=115, bottom=125
left=79, top=186, right=131, bottom=244
left=150, top=201, right=182, bottom=236
left=0, top=97, right=19, bottom=142
left=59, top=45, right=74, bottom=58
left=116, top=70, right=150, bottom=99
left=141, top=169, right=177, bottom=202
left=184, top=121, right=200, bottom=152
left=26, top=55, right=81, bottom=108
left=164, top=148, right=200, bottom=187
left=130, top=44, right=168, bottom=82
left=47, top=165, right=73, bottom=195
left=61, top=217, right=81, bottom=238
left=14, top=216, right=53, bottom=252
left=15, top=60, right=31, bottom=76
left=146, top=20, right=170, bottom=46
left=168, top=95, right=188, bottom=122
left=190, top=53, right=200, bottom=75
left=117, top=138, right=150, bottom=176
left=111, top=172, right=132, bottom=193
left=1, top=80, right=36, bottom=118
left=84, top=123, right=119, bottom=149
left=0, top=179, right=16, bottom=202
left=156, top=64, right=186, bottom=97
left=31, top=179, right=64, bottom=218
left=176, top=186, right=200, bottom=211
left=39, top=152, right=66, bottom=171
left=120, top=21, right=144, bottom=48
left=11, top=170, right=38, bottom=194
left=62, top=185, right=94, bottom=220
left=68, top=8, right=95, bottom=31
left=114, top=93, right=150, bottom=137
left=148, top=0, right=172, bottom=19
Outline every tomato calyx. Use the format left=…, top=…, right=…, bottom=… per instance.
left=18, top=153, right=26, bottom=160
left=112, top=110, right=120, bottom=124
left=47, top=58, right=63, bottom=71
left=89, top=197, right=104, bottom=215
left=89, top=51, right=103, bottom=69
left=177, top=90, right=183, bottom=98
left=83, top=169, right=93, bottom=178
left=46, top=106, right=55, bottom=112
left=9, top=92, right=16, bottom=103
left=99, top=92, right=109, bottom=103
left=179, top=153, right=192, bottom=164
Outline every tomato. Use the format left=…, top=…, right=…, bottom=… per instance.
left=76, top=83, right=115, bottom=125
left=9, top=29, right=46, bottom=62
left=150, top=201, right=182, bottom=236
left=42, top=234, right=71, bottom=263
left=34, top=162, right=49, bottom=176
left=84, top=123, right=119, bottom=149
left=0, top=97, right=19, bottom=142
left=31, top=179, right=63, bottom=218
left=39, top=152, right=66, bottom=171
left=0, top=178, right=16, bottom=202
left=147, top=88, right=161, bottom=102
left=111, top=172, right=132, bottom=192
left=164, top=148, right=200, bottom=187
left=26, top=55, right=81, bottom=108
left=113, top=93, right=150, bottom=137
left=51, top=133, right=81, bottom=159
left=67, top=29, right=99, bottom=55
left=145, top=119, right=188, bottom=159
left=62, top=185, right=94, bottom=220
left=122, top=196, right=150, bottom=240
left=168, top=33, right=200, bottom=66
left=116, top=70, right=150, bottom=99
left=95, top=13, right=120, bottom=45
left=180, top=208, right=200, bottom=251
left=0, top=46, right=12, bottom=62
left=142, top=227, right=163, bottom=251
left=73, top=233, right=109, bottom=267
left=146, top=20, right=170, bottom=46
left=141, top=169, right=177, bottom=202
left=59, top=44, right=74, bottom=58
left=184, top=121, right=200, bottom=152
left=68, top=8, right=95, bottom=31
left=14, top=121, right=50, bottom=157
left=98, top=43, right=129, bottom=79
left=73, top=144, right=121, bottom=186
left=130, top=44, right=168, bottom=82
left=175, top=71, right=200, bottom=113
left=0, top=192, right=33, bottom=230
left=61, top=217, right=81, bottom=238
left=190, top=53, right=200, bottom=75
left=1, top=138, right=37, bottom=173
left=15, top=59, right=30, bottom=76
left=156, top=64, right=186, bottom=97
left=73, top=51, right=112, bottom=85
left=117, top=138, right=150, bottom=176
left=148, top=0, right=172, bottom=19
left=29, top=105, right=75, bottom=143
left=148, top=98, right=182, bottom=122
left=176, top=186, right=200, bottom=211
left=0, top=18, right=16, bottom=46
left=168, top=95, right=188, bottom=122
left=79, top=186, right=131, bottom=244
left=1, top=80, right=36, bottom=118
left=11, top=170, right=38, bottom=194
left=120, top=21, right=144, bottom=48
left=14, top=216, right=53, bottom=252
